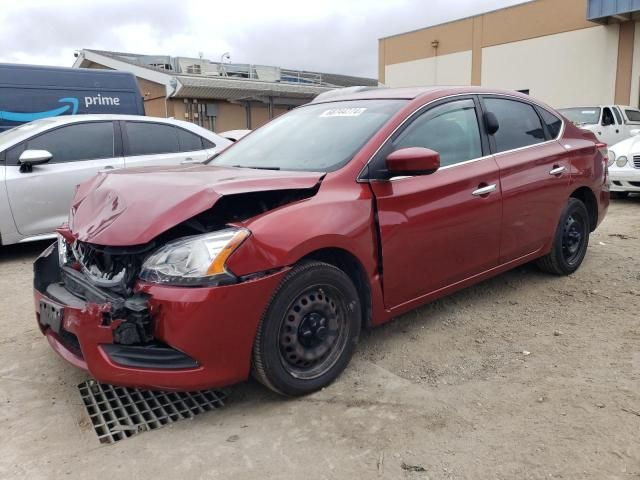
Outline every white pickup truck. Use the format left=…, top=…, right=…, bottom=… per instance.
left=557, top=105, right=640, bottom=146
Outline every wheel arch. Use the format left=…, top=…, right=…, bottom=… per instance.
left=300, top=247, right=373, bottom=331
left=570, top=186, right=598, bottom=232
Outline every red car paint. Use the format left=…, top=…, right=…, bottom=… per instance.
left=34, top=86, right=609, bottom=391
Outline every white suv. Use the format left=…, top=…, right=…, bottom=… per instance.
left=558, top=105, right=640, bottom=146
left=0, top=115, right=231, bottom=245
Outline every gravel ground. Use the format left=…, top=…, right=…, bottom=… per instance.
left=0, top=198, right=638, bottom=480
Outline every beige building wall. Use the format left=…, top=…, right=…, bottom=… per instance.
left=250, top=104, right=270, bottom=128
left=481, top=25, right=620, bottom=107
left=137, top=78, right=167, bottom=117
left=385, top=50, right=472, bottom=88
left=630, top=22, right=640, bottom=107
left=378, top=0, right=640, bottom=107
left=214, top=102, right=248, bottom=132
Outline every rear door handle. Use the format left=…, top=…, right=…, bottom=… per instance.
left=549, top=166, right=566, bottom=175
left=472, top=184, right=497, bottom=196
left=99, top=165, right=115, bottom=173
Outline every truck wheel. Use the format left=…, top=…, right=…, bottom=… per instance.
left=252, top=261, right=361, bottom=396
left=610, top=192, right=629, bottom=199
left=536, top=198, right=590, bottom=276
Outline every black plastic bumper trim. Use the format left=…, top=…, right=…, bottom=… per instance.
left=101, top=344, right=199, bottom=370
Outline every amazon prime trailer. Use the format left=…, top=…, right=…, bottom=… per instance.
left=0, top=63, right=144, bottom=131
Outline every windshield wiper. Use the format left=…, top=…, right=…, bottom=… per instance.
left=231, top=165, right=281, bottom=170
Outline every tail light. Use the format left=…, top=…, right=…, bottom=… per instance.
left=596, top=142, right=610, bottom=185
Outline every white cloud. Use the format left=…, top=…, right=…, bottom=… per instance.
left=0, top=0, right=530, bottom=76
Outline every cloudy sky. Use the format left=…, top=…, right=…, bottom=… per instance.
left=0, top=0, right=529, bottom=78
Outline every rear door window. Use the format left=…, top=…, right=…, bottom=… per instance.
left=125, top=122, right=180, bottom=156
left=484, top=98, right=545, bottom=153
left=176, top=128, right=205, bottom=152
left=537, top=107, right=563, bottom=139
left=6, top=122, right=114, bottom=165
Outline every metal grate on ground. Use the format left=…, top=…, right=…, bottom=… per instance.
left=78, top=380, right=228, bottom=444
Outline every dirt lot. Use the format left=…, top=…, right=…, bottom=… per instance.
left=0, top=198, right=638, bottom=480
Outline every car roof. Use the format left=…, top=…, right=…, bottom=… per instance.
left=0, top=114, right=231, bottom=148
left=311, top=85, right=542, bottom=104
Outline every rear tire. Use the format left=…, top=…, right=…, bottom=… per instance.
left=252, top=261, right=361, bottom=396
left=536, top=198, right=590, bottom=276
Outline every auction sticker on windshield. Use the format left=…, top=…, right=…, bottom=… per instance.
left=320, top=107, right=367, bottom=117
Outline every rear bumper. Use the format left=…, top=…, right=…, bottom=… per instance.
left=34, top=243, right=288, bottom=391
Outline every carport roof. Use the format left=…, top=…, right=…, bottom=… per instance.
left=173, top=75, right=331, bottom=101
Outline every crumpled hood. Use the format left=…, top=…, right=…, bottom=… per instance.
left=70, top=164, right=323, bottom=246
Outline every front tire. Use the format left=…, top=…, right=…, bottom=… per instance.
left=252, top=261, right=361, bottom=396
left=536, top=198, right=590, bottom=275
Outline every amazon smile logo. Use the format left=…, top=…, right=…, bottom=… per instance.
left=0, top=97, right=79, bottom=122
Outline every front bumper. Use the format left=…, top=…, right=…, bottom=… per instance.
left=34, top=242, right=288, bottom=391
left=609, top=169, right=640, bottom=192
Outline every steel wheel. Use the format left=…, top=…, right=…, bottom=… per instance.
left=278, top=285, right=350, bottom=380
left=561, top=213, right=587, bottom=266
left=536, top=197, right=590, bottom=276
left=252, top=261, right=361, bottom=396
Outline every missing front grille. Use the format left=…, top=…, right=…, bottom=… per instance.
left=78, top=380, right=228, bottom=444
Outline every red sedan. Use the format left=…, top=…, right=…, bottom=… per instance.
left=33, top=87, right=609, bottom=396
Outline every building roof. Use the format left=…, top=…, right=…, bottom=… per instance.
left=86, top=49, right=376, bottom=87
left=587, top=0, right=640, bottom=23
left=73, top=49, right=377, bottom=103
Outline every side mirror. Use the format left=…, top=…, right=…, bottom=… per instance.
left=630, top=129, right=640, bottom=136
left=602, top=116, right=614, bottom=127
left=385, top=147, right=440, bottom=176
left=18, top=150, right=52, bottom=172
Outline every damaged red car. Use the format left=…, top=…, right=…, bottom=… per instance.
left=34, top=87, right=609, bottom=396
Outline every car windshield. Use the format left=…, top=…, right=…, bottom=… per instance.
left=558, top=107, right=601, bottom=125
left=212, top=99, right=407, bottom=172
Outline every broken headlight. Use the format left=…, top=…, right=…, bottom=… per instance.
left=139, top=228, right=250, bottom=286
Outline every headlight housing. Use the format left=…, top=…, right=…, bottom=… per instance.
left=607, top=150, right=616, bottom=167
left=139, top=228, right=250, bottom=286
left=616, top=155, right=628, bottom=168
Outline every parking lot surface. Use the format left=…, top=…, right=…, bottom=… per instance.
left=1, top=199, right=638, bottom=480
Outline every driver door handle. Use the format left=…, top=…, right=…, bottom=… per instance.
left=549, top=165, right=566, bottom=175
left=99, top=165, right=115, bottom=173
left=472, top=184, right=497, bottom=196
